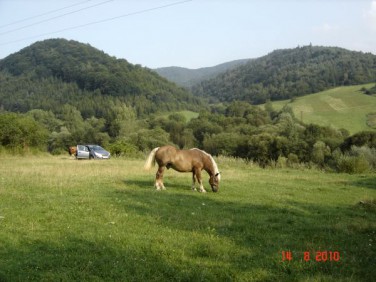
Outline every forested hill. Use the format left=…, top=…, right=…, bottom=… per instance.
left=0, top=38, right=203, bottom=116
left=192, top=45, right=376, bottom=104
left=154, top=59, right=251, bottom=88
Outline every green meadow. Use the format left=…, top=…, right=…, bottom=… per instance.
left=269, top=84, right=376, bottom=134
left=0, top=155, right=375, bottom=281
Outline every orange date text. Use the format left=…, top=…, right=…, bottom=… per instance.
left=282, top=251, right=340, bottom=262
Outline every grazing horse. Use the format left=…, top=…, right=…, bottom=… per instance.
left=144, top=146, right=221, bottom=192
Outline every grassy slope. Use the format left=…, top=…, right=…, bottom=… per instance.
left=0, top=155, right=375, bottom=281
left=269, top=84, right=376, bottom=134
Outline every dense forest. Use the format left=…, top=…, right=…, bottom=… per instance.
left=1, top=39, right=376, bottom=173
left=0, top=39, right=203, bottom=117
left=192, top=45, right=376, bottom=104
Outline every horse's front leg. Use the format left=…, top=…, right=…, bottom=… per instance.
left=155, top=166, right=166, bottom=190
left=194, top=168, right=206, bottom=193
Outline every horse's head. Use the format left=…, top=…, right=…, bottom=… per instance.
left=209, top=172, right=220, bottom=192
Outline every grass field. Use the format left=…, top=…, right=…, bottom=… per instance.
left=268, top=84, right=376, bottom=134
left=0, top=155, right=375, bottom=281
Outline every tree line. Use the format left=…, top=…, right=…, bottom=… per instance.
left=1, top=101, right=376, bottom=173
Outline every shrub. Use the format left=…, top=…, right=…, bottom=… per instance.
left=312, top=141, right=331, bottom=166
left=130, top=128, right=170, bottom=151
left=349, top=146, right=376, bottom=170
left=276, top=156, right=288, bottom=168
left=333, top=145, right=376, bottom=173
left=0, top=112, right=49, bottom=151
left=203, top=132, right=246, bottom=156
left=107, top=140, right=140, bottom=158
left=337, top=154, right=369, bottom=174
left=287, top=153, right=299, bottom=167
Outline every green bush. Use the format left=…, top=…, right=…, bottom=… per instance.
left=203, top=132, right=246, bottom=156
left=349, top=146, right=376, bottom=170
left=276, top=156, right=288, bottom=168
left=129, top=127, right=171, bottom=152
left=337, top=155, right=369, bottom=174
left=287, top=153, right=299, bottom=167
left=312, top=141, right=331, bottom=166
left=107, top=140, right=140, bottom=158
left=0, top=112, right=49, bottom=151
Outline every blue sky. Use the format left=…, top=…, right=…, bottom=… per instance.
left=0, top=0, right=375, bottom=69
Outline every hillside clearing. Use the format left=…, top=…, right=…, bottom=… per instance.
left=268, top=84, right=376, bottom=134
left=0, top=155, right=375, bottom=281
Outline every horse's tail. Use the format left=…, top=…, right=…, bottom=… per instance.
left=144, top=147, right=159, bottom=170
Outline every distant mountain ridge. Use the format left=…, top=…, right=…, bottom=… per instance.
left=2, top=40, right=375, bottom=119
left=0, top=38, right=203, bottom=116
left=154, top=59, right=251, bottom=88
left=191, top=45, right=376, bottom=104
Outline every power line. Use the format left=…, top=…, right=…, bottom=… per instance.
left=0, top=0, right=94, bottom=29
left=0, top=0, right=192, bottom=47
left=0, top=0, right=114, bottom=36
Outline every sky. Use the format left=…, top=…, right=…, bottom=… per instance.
left=0, top=0, right=376, bottom=69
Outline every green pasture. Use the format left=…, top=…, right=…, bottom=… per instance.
left=269, top=84, right=376, bottom=134
left=0, top=155, right=375, bottom=281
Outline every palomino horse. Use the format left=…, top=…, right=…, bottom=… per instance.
left=69, top=146, right=77, bottom=157
left=144, top=146, right=221, bottom=192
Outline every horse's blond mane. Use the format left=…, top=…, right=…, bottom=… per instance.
left=190, top=148, right=221, bottom=181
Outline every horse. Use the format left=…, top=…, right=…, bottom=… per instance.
left=68, top=146, right=77, bottom=157
left=144, top=146, right=221, bottom=192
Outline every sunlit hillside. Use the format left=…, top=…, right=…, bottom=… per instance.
left=268, top=84, right=376, bottom=134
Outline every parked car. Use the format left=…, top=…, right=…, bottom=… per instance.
left=76, top=145, right=111, bottom=159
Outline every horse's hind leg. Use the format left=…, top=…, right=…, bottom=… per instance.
left=191, top=172, right=197, bottom=191
left=194, top=168, right=206, bottom=193
left=155, top=166, right=166, bottom=190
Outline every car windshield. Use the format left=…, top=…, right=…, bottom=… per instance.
left=88, top=145, right=104, bottom=151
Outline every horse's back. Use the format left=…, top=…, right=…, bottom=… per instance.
left=156, top=145, right=177, bottom=156
left=155, top=145, right=178, bottom=162
left=155, top=146, right=209, bottom=172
